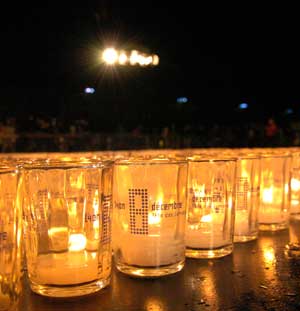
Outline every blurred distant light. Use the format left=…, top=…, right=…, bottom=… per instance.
left=152, top=54, right=159, bottom=65
left=102, top=48, right=159, bottom=67
left=118, top=52, right=128, bottom=65
left=145, top=56, right=153, bottom=65
left=177, top=97, right=188, bottom=104
left=138, top=53, right=147, bottom=66
left=129, top=50, right=139, bottom=65
left=102, top=48, right=118, bottom=65
left=239, top=102, right=248, bottom=109
left=285, top=108, right=294, bottom=115
left=84, top=87, right=95, bottom=94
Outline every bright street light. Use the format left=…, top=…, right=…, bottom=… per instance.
left=102, top=48, right=118, bottom=65
left=101, top=48, right=159, bottom=67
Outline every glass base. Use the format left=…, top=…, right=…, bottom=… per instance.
left=234, top=234, right=258, bottom=243
left=185, top=244, right=233, bottom=259
left=115, top=260, right=185, bottom=278
left=259, top=222, right=287, bottom=231
left=29, top=277, right=110, bottom=298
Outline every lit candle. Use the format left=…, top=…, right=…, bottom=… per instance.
left=34, top=251, right=99, bottom=285
left=258, top=207, right=285, bottom=223
left=113, top=158, right=187, bottom=276
left=259, top=187, right=287, bottom=223
left=290, top=177, right=300, bottom=214
left=234, top=210, right=249, bottom=236
left=115, top=199, right=185, bottom=266
left=118, top=234, right=183, bottom=266
left=185, top=214, right=229, bottom=249
left=31, top=233, right=104, bottom=285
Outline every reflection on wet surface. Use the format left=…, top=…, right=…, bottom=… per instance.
left=145, top=296, right=166, bottom=311
left=19, top=230, right=300, bottom=311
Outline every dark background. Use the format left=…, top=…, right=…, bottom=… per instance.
left=0, top=2, right=299, bottom=132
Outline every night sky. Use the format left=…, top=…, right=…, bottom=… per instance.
left=1, top=2, right=299, bottom=130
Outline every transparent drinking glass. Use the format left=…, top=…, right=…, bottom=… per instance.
left=0, top=165, right=22, bottom=310
left=234, top=154, right=261, bottom=242
left=186, top=156, right=236, bottom=258
left=21, top=159, right=113, bottom=297
left=113, top=156, right=187, bottom=278
left=259, top=153, right=290, bottom=231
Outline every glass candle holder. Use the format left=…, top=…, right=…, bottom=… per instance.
left=21, top=159, right=113, bottom=298
left=0, top=165, right=22, bottom=310
left=113, top=156, right=187, bottom=278
left=234, top=154, right=261, bottom=242
left=186, top=156, right=236, bottom=259
left=290, top=151, right=300, bottom=216
left=259, top=153, right=290, bottom=231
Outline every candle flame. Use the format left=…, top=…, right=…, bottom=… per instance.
left=149, top=194, right=163, bottom=225
left=191, top=182, right=206, bottom=197
left=201, top=214, right=212, bottom=223
left=148, top=213, right=161, bottom=225
left=241, top=161, right=249, bottom=179
left=122, top=222, right=129, bottom=231
left=69, top=233, right=86, bottom=252
left=291, top=178, right=300, bottom=191
left=262, top=187, right=273, bottom=204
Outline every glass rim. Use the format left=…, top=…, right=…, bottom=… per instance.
left=0, top=166, right=18, bottom=174
left=19, top=158, right=114, bottom=170
left=233, top=154, right=261, bottom=160
left=260, top=153, right=291, bottom=159
left=187, top=155, right=237, bottom=163
left=114, top=155, right=187, bottom=166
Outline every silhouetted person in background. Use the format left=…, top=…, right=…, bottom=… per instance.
left=265, top=117, right=279, bottom=146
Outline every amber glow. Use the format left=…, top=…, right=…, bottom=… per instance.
left=69, top=233, right=87, bottom=251
left=291, top=178, right=300, bottom=191
left=201, top=214, right=212, bottom=223
left=152, top=54, right=159, bottom=65
left=93, top=189, right=100, bottom=231
left=129, top=50, right=139, bottom=65
left=48, top=227, right=68, bottom=237
left=69, top=172, right=84, bottom=189
left=192, top=181, right=206, bottom=198
left=290, top=178, right=300, bottom=209
left=122, top=223, right=129, bottom=231
left=262, top=187, right=273, bottom=204
left=102, top=48, right=118, bottom=65
left=68, top=201, right=78, bottom=218
left=240, top=161, right=249, bottom=179
left=59, top=156, right=73, bottom=161
left=263, top=247, right=275, bottom=264
left=118, top=52, right=128, bottom=65
left=148, top=194, right=163, bottom=225
left=262, top=185, right=283, bottom=206
left=148, top=213, right=161, bottom=225
left=145, top=297, right=166, bottom=311
left=194, top=267, right=216, bottom=307
left=189, top=182, right=206, bottom=218
left=102, top=48, right=159, bottom=66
